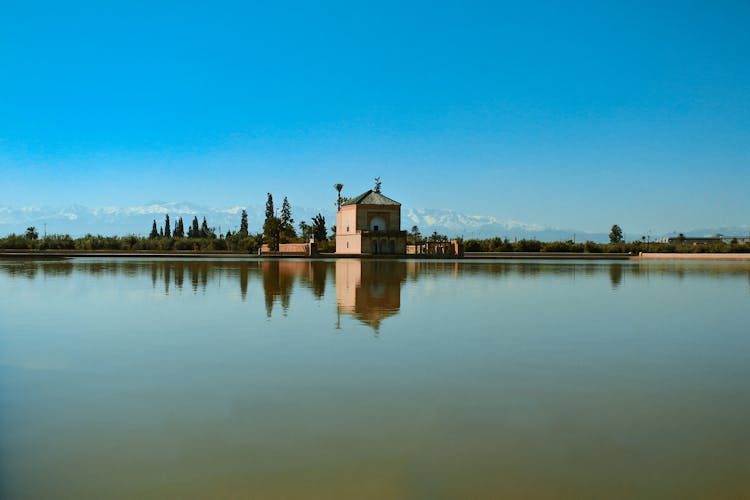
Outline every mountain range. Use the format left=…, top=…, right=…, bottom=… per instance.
left=1, top=203, right=747, bottom=243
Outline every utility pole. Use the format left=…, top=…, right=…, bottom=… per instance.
left=43, top=223, right=47, bottom=238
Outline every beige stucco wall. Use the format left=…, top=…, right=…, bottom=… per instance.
left=336, top=206, right=361, bottom=254
left=337, top=206, right=358, bottom=234
left=336, top=233, right=362, bottom=254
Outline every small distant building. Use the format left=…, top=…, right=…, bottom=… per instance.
left=664, top=235, right=750, bottom=245
left=722, top=236, right=750, bottom=245
left=664, top=236, right=721, bottom=245
left=407, top=239, right=464, bottom=257
left=335, top=189, right=407, bottom=255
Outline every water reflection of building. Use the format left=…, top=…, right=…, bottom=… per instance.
left=335, top=259, right=406, bottom=332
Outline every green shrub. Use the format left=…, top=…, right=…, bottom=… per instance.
left=514, top=239, right=542, bottom=252
left=0, top=234, right=30, bottom=249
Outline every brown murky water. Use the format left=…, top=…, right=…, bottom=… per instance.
left=1, top=258, right=749, bottom=499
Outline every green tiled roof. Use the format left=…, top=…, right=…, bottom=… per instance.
left=342, top=190, right=400, bottom=206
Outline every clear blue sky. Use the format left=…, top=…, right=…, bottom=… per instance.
left=1, top=0, right=749, bottom=233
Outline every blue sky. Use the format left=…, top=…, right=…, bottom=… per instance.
left=1, top=0, right=749, bottom=234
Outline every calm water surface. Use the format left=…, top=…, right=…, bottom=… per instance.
left=1, top=258, right=749, bottom=499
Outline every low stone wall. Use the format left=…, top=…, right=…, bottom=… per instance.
left=260, top=242, right=316, bottom=256
left=279, top=243, right=311, bottom=254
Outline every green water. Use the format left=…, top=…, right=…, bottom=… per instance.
left=1, top=258, right=749, bottom=499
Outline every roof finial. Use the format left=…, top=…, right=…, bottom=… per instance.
left=374, top=176, right=382, bottom=194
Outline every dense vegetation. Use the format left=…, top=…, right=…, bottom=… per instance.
left=461, top=237, right=750, bottom=254
left=4, top=232, right=746, bottom=254
left=0, top=232, right=259, bottom=252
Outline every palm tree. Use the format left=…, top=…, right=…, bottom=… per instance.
left=334, top=183, right=344, bottom=210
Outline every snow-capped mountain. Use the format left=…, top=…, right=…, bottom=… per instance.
left=402, top=208, right=603, bottom=241
left=1, top=203, right=746, bottom=243
left=0, top=202, right=321, bottom=237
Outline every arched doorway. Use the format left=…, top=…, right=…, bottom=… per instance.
left=372, top=240, right=378, bottom=254
left=381, top=238, right=388, bottom=254
left=389, top=239, right=395, bottom=254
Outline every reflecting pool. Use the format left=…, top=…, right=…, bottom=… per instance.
left=1, top=258, right=749, bottom=499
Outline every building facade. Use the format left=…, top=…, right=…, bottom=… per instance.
left=335, top=190, right=407, bottom=255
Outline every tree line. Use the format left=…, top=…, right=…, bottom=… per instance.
left=5, top=229, right=747, bottom=254
left=139, top=193, right=331, bottom=252
left=460, top=224, right=749, bottom=254
left=260, top=193, right=327, bottom=251
left=3, top=203, right=748, bottom=254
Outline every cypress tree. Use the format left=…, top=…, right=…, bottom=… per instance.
left=265, top=193, right=274, bottom=223
left=200, top=217, right=216, bottom=238
left=201, top=217, right=210, bottom=238
left=239, top=209, right=249, bottom=237
left=190, top=216, right=200, bottom=238
left=280, top=197, right=297, bottom=242
left=149, top=220, right=159, bottom=239
left=176, top=217, right=184, bottom=238
left=165, top=214, right=171, bottom=238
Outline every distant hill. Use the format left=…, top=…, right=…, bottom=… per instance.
left=1, top=203, right=746, bottom=243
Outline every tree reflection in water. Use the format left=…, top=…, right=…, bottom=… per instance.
left=2, top=258, right=750, bottom=331
left=609, top=263, right=623, bottom=289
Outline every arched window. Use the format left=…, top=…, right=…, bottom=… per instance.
left=370, top=217, right=387, bottom=232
